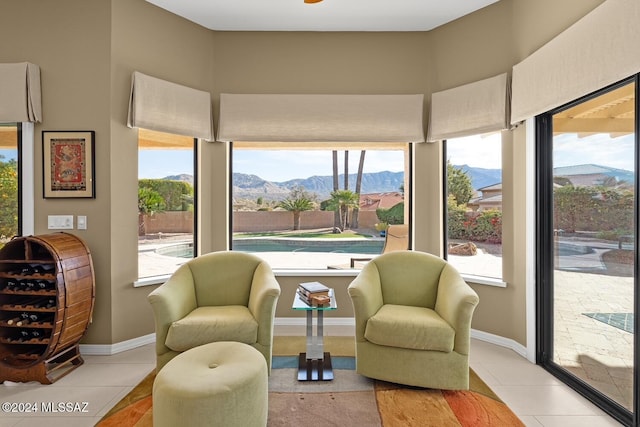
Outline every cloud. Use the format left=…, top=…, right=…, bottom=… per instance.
left=553, top=133, right=634, bottom=171
left=446, top=133, right=502, bottom=169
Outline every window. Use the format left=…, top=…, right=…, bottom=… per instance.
left=537, top=78, right=637, bottom=422
left=445, top=132, right=502, bottom=280
left=231, top=143, right=410, bottom=270
left=0, top=123, right=20, bottom=246
left=137, top=129, right=196, bottom=279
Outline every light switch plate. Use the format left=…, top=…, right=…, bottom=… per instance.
left=77, top=215, right=87, bottom=230
left=48, top=215, right=74, bottom=230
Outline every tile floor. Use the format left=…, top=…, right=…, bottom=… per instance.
left=0, top=337, right=624, bottom=426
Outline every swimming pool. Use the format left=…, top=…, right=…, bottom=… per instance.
left=155, top=239, right=384, bottom=258
left=233, top=238, right=384, bottom=254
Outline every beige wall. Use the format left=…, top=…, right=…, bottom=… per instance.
left=0, top=0, right=606, bottom=347
left=108, top=0, right=214, bottom=344
left=1, top=0, right=114, bottom=343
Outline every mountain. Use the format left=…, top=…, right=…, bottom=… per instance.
left=163, top=174, right=194, bottom=185
left=233, top=171, right=404, bottom=201
left=281, top=171, right=404, bottom=195
left=457, top=165, right=502, bottom=191
left=167, top=166, right=502, bottom=201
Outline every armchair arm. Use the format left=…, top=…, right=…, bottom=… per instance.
left=248, top=262, right=281, bottom=346
left=147, top=264, right=197, bottom=356
left=434, top=264, right=479, bottom=355
left=347, top=262, right=383, bottom=341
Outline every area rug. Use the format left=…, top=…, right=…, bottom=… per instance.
left=583, top=312, right=634, bottom=333
left=97, top=337, right=523, bottom=426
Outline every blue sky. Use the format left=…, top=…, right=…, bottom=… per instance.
left=553, top=133, right=634, bottom=170
left=3, top=131, right=635, bottom=180
left=232, top=149, right=405, bottom=182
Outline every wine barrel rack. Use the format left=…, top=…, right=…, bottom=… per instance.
left=0, top=232, right=95, bottom=384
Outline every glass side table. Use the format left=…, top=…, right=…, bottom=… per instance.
left=292, top=287, right=337, bottom=381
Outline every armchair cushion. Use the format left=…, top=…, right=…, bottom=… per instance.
left=165, top=306, right=258, bottom=352
left=364, top=304, right=455, bottom=352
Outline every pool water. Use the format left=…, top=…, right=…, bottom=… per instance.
left=155, top=239, right=384, bottom=258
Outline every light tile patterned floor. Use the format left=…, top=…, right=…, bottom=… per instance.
left=554, top=269, right=634, bottom=410
left=0, top=335, right=623, bottom=426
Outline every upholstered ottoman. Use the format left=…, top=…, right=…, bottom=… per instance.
left=153, top=341, right=268, bottom=427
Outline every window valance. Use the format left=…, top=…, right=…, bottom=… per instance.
left=127, top=71, right=214, bottom=141
left=511, top=0, right=640, bottom=124
left=428, top=73, right=510, bottom=142
left=0, top=62, right=42, bottom=123
left=217, top=93, right=425, bottom=143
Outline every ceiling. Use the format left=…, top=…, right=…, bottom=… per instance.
left=553, top=83, right=635, bottom=137
left=145, top=0, right=500, bottom=32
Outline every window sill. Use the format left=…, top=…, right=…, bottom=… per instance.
left=133, top=275, right=171, bottom=288
left=461, top=274, right=507, bottom=288
left=132, top=270, right=506, bottom=287
left=275, top=269, right=507, bottom=288
left=274, top=269, right=360, bottom=277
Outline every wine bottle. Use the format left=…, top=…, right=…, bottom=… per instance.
left=31, top=298, right=46, bottom=309
left=6, top=279, right=21, bottom=291
left=8, top=312, right=29, bottom=325
left=23, top=281, right=37, bottom=291
left=35, top=280, right=53, bottom=291
left=6, top=315, right=22, bottom=325
left=4, top=279, right=18, bottom=290
left=26, top=313, right=44, bottom=324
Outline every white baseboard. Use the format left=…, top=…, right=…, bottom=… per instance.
left=471, top=328, right=529, bottom=360
left=80, top=333, right=156, bottom=356
left=77, top=322, right=529, bottom=361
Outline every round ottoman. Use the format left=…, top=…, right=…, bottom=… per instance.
left=153, top=341, right=268, bottom=427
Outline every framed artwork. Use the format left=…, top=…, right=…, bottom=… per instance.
left=43, top=131, right=95, bottom=198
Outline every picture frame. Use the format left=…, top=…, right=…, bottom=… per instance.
left=43, top=130, right=95, bottom=198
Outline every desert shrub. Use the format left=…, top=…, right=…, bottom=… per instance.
left=376, top=202, right=404, bottom=225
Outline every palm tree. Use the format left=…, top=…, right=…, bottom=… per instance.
left=138, top=187, right=165, bottom=236
left=326, top=189, right=360, bottom=231
left=278, top=186, right=316, bottom=230
left=351, top=150, right=366, bottom=228
left=344, top=151, right=349, bottom=189
left=332, top=150, right=341, bottom=230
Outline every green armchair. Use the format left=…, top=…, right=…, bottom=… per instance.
left=347, top=250, right=479, bottom=390
left=147, top=251, right=281, bottom=373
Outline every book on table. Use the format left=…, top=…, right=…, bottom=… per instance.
left=298, top=281, right=330, bottom=296
left=297, top=282, right=331, bottom=306
left=296, top=289, right=331, bottom=307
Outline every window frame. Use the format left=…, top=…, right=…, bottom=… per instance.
left=135, top=132, right=198, bottom=284
left=443, top=133, right=506, bottom=286
left=228, top=142, right=413, bottom=273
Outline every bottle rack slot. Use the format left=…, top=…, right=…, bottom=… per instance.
left=1, top=296, right=58, bottom=311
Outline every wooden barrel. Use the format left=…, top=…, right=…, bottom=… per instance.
left=0, top=232, right=95, bottom=384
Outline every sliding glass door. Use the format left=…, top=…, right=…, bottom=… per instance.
left=538, top=78, right=638, bottom=425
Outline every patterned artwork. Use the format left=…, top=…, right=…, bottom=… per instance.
left=50, top=138, right=86, bottom=191
left=43, top=131, right=94, bottom=198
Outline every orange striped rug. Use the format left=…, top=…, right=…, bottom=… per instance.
left=97, top=367, right=522, bottom=427
left=98, top=337, right=523, bottom=426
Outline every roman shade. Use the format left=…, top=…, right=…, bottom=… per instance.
left=511, top=0, right=640, bottom=124
left=127, top=71, right=214, bottom=141
left=217, top=93, right=425, bottom=143
left=0, top=62, right=42, bottom=123
left=428, top=73, right=510, bottom=142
